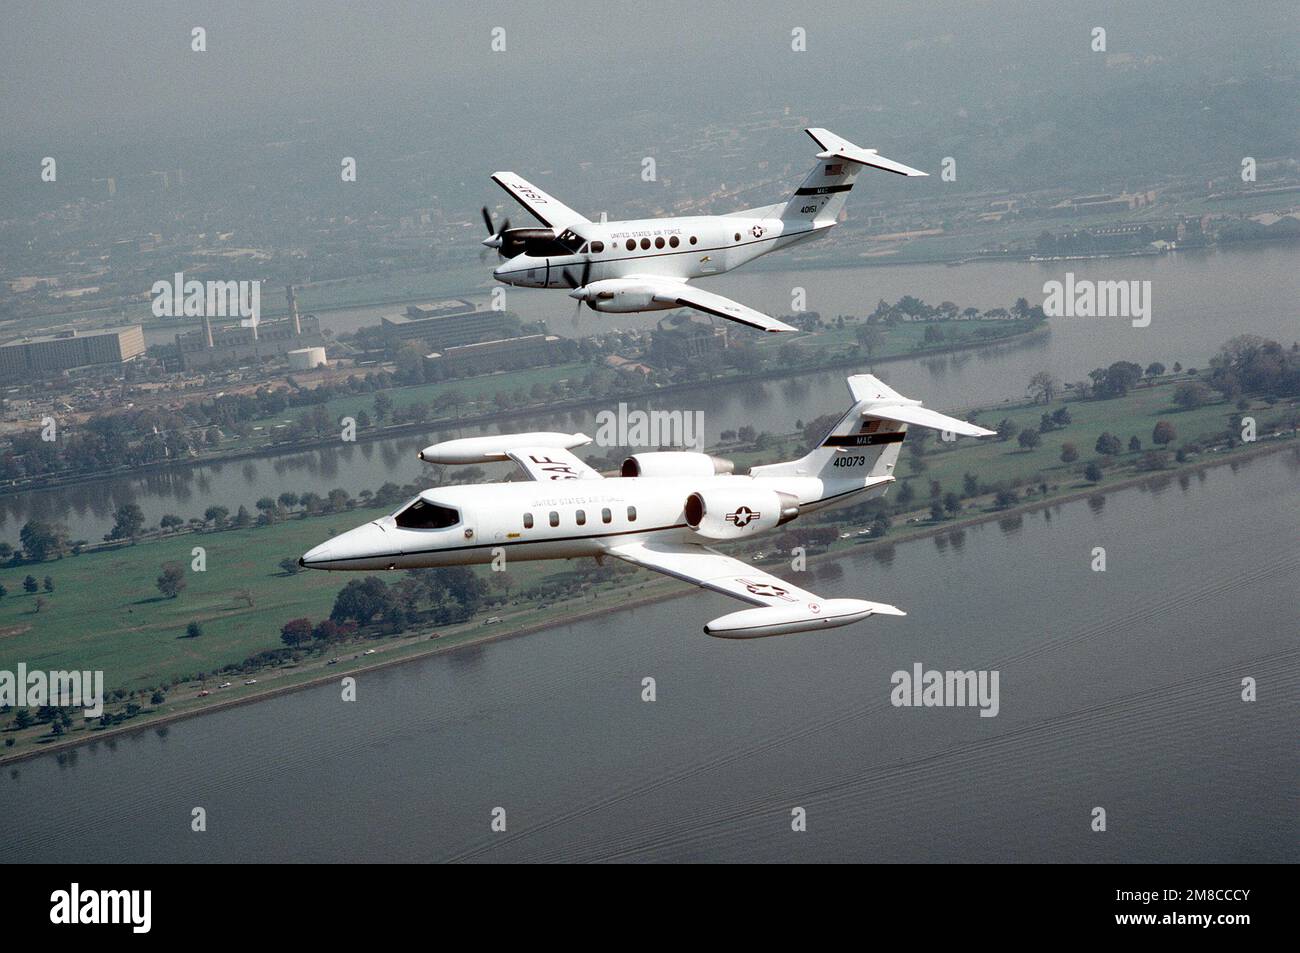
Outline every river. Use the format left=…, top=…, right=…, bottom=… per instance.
left=4, top=244, right=1295, bottom=546
left=2, top=448, right=1295, bottom=862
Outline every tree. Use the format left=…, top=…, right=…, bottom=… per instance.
left=280, top=618, right=313, bottom=648
left=1084, top=461, right=1103, bottom=482
left=0, top=584, right=7, bottom=599
left=19, top=521, right=69, bottom=562
left=855, top=324, right=885, bottom=358
left=107, top=503, right=146, bottom=541
left=943, top=492, right=962, bottom=515
left=994, top=488, right=1019, bottom=509
left=330, top=577, right=393, bottom=625
left=373, top=392, right=395, bottom=421
left=23, top=575, right=38, bottom=594
left=1145, top=362, right=1166, bottom=382
left=185, top=621, right=203, bottom=639
left=1027, top=371, right=1059, bottom=404
left=1128, top=435, right=1142, bottom=452
left=1152, top=420, right=1177, bottom=446
left=42, top=576, right=53, bottom=593
left=1017, top=429, right=1041, bottom=450
left=160, top=514, right=184, bottom=532
left=203, top=505, right=230, bottom=528
left=278, top=492, right=300, bottom=512
left=1095, top=432, right=1123, bottom=456
left=1173, top=381, right=1212, bottom=410
left=962, top=472, right=980, bottom=497
left=279, top=556, right=304, bottom=575
left=995, top=419, right=1019, bottom=443
left=255, top=497, right=279, bottom=523
left=157, top=562, right=187, bottom=599
left=1060, top=442, right=1079, bottom=464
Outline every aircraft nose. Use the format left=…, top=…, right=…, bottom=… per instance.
left=300, top=522, right=391, bottom=570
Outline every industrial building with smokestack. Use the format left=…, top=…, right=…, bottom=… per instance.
left=174, top=285, right=326, bottom=369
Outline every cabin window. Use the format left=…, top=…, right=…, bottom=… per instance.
left=575, top=509, right=586, bottom=526
left=578, top=242, right=590, bottom=253
left=395, top=498, right=459, bottom=529
left=669, top=235, right=680, bottom=248
left=654, top=236, right=665, bottom=249
left=523, top=513, right=533, bottom=529
left=602, top=508, right=612, bottom=524
left=734, top=232, right=741, bottom=242
left=627, top=506, right=637, bottom=522
left=689, top=235, right=697, bottom=245
left=549, top=511, right=560, bottom=527
left=592, top=241, right=605, bottom=253
left=639, top=238, right=651, bottom=250
left=625, top=239, right=635, bottom=251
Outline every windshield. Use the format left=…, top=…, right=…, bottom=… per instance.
left=394, top=497, right=460, bottom=530
left=555, top=229, right=586, bottom=254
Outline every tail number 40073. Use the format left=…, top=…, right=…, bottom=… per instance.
left=832, top=455, right=866, bottom=468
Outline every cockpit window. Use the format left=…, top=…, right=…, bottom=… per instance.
left=555, top=229, right=585, bottom=254
left=394, top=498, right=460, bottom=529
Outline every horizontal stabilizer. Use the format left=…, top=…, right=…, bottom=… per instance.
left=805, top=128, right=928, bottom=177
left=863, top=404, right=996, bottom=437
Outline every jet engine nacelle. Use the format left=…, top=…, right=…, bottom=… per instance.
left=621, top=452, right=733, bottom=478
left=578, top=278, right=678, bottom=313
left=684, top=486, right=799, bottom=540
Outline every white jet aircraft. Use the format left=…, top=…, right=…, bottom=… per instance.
left=481, top=128, right=927, bottom=334
left=300, top=375, right=993, bottom=637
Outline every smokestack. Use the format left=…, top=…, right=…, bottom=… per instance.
left=287, top=285, right=301, bottom=335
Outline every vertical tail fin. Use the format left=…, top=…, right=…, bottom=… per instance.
left=778, top=128, right=928, bottom=227
left=750, top=375, right=994, bottom=481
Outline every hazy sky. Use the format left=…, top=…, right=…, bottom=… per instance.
left=3, top=0, right=1295, bottom=144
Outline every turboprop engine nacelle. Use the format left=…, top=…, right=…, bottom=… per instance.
left=621, top=452, right=734, bottom=478
left=684, top=486, right=799, bottom=540
left=572, top=278, right=678, bottom=313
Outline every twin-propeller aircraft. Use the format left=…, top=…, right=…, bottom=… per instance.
left=301, top=376, right=994, bottom=637
left=481, top=128, right=927, bottom=333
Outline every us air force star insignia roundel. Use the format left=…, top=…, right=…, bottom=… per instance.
left=751, top=225, right=764, bottom=238
left=744, top=581, right=788, bottom=598
left=726, top=506, right=759, bottom=527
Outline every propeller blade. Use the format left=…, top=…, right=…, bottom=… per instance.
left=561, top=268, right=578, bottom=289
left=481, top=206, right=495, bottom=235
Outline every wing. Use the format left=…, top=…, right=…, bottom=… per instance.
left=606, top=539, right=903, bottom=613
left=491, top=172, right=590, bottom=231
left=636, top=277, right=798, bottom=333
left=504, top=446, right=603, bottom=482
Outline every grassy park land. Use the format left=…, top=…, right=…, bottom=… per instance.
left=1, top=375, right=1293, bottom=763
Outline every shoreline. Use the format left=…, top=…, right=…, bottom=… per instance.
left=0, top=322, right=1047, bottom=503
left=4, top=434, right=1291, bottom=769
